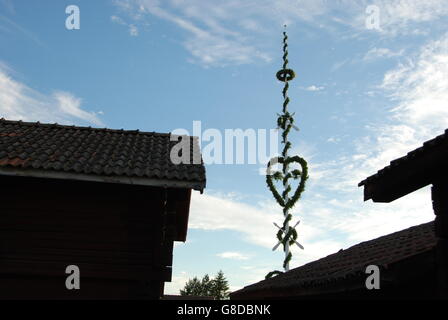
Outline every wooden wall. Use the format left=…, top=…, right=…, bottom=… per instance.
left=0, top=174, right=179, bottom=299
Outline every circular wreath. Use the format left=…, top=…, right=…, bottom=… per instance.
left=276, top=69, right=296, bottom=82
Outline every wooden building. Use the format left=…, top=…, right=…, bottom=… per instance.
left=231, top=129, right=447, bottom=300
left=359, top=128, right=448, bottom=298
left=231, top=221, right=437, bottom=299
left=0, top=118, right=206, bottom=299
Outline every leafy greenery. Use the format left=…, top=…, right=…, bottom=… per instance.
left=180, top=270, right=230, bottom=300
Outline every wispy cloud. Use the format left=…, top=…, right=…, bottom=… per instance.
left=331, top=59, right=350, bottom=72
left=110, top=0, right=448, bottom=68
left=314, top=32, right=448, bottom=196
left=0, top=14, right=45, bottom=47
left=112, top=0, right=340, bottom=67
left=113, top=0, right=269, bottom=66
left=111, top=15, right=139, bottom=36
left=363, top=47, right=404, bottom=61
left=0, top=63, right=104, bottom=126
left=216, top=252, right=251, bottom=261
left=113, top=0, right=448, bottom=67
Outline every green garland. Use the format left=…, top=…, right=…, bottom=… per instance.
left=265, top=28, right=309, bottom=279
left=276, top=69, right=296, bottom=82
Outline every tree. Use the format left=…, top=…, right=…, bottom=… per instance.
left=180, top=271, right=230, bottom=300
left=200, top=274, right=213, bottom=296
left=179, top=277, right=203, bottom=296
left=210, top=270, right=229, bottom=300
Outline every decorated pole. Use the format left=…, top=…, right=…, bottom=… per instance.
left=265, top=27, right=309, bottom=279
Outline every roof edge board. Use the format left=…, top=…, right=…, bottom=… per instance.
left=0, top=167, right=205, bottom=191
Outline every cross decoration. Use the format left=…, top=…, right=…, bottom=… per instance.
left=272, top=220, right=304, bottom=251
left=276, top=113, right=300, bottom=132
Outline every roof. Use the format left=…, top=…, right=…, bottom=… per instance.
left=359, top=129, right=448, bottom=202
left=0, top=118, right=206, bottom=191
left=162, top=295, right=214, bottom=300
left=231, top=221, right=436, bottom=299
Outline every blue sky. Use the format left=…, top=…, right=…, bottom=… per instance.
left=1, top=0, right=448, bottom=294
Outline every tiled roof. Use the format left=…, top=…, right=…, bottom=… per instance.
left=0, top=118, right=206, bottom=190
left=359, top=129, right=448, bottom=187
left=231, top=221, right=436, bottom=298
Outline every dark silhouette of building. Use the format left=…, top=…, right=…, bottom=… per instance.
left=231, top=221, right=436, bottom=299
left=0, top=118, right=206, bottom=299
left=359, top=128, right=448, bottom=299
left=231, top=129, right=447, bottom=300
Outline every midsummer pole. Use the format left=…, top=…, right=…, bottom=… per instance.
left=265, top=26, right=309, bottom=278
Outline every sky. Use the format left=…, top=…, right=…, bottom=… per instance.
left=1, top=0, right=448, bottom=294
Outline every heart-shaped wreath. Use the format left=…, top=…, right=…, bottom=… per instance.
left=266, top=156, right=308, bottom=212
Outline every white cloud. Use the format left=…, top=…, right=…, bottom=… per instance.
left=363, top=47, right=404, bottom=61
left=189, top=192, right=277, bottom=249
left=327, top=137, right=340, bottom=143
left=372, top=0, right=448, bottom=35
left=129, top=24, right=138, bottom=36
left=382, top=33, right=448, bottom=128
left=216, top=252, right=250, bottom=261
left=0, top=63, right=103, bottom=126
left=347, top=0, right=448, bottom=36
left=164, top=270, right=190, bottom=295
left=303, top=85, right=325, bottom=91
left=335, top=189, right=433, bottom=243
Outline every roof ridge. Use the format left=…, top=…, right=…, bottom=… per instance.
left=0, top=118, right=172, bottom=137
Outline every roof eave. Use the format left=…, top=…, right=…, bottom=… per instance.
left=0, top=167, right=205, bottom=192
left=358, top=139, right=448, bottom=203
